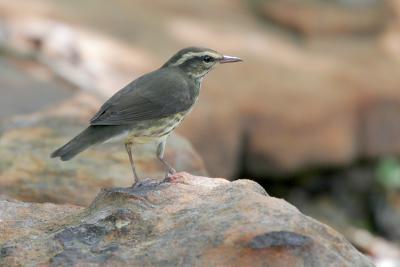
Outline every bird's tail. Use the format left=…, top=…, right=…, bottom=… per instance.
left=51, top=125, right=122, bottom=161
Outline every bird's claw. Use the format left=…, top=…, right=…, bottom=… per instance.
left=130, top=181, right=139, bottom=188
left=162, top=167, right=176, bottom=180
left=168, top=167, right=177, bottom=176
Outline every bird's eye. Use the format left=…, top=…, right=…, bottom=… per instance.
left=203, top=56, right=212, bottom=63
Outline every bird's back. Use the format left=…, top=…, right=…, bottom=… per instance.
left=90, top=67, right=200, bottom=126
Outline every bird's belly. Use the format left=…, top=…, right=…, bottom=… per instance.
left=125, top=112, right=187, bottom=144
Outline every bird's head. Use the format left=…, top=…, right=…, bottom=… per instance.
left=162, top=47, right=242, bottom=79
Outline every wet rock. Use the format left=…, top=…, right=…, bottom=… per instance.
left=249, top=230, right=312, bottom=249
left=0, top=172, right=373, bottom=267
left=0, top=110, right=206, bottom=206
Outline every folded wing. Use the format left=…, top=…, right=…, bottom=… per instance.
left=90, top=68, right=194, bottom=125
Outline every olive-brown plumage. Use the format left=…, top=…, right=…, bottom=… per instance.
left=51, top=47, right=242, bottom=186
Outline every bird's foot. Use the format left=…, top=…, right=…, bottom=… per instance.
left=130, top=180, right=139, bottom=188
left=167, top=167, right=177, bottom=176
left=161, top=167, right=176, bottom=182
left=130, top=174, right=141, bottom=188
left=163, top=171, right=189, bottom=184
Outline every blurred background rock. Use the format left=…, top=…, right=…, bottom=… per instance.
left=0, top=0, right=400, bottom=265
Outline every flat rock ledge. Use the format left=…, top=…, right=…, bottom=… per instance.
left=0, top=172, right=373, bottom=267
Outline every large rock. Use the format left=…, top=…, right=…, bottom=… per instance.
left=254, top=0, right=388, bottom=36
left=0, top=56, right=73, bottom=117
left=0, top=173, right=373, bottom=267
left=0, top=99, right=206, bottom=205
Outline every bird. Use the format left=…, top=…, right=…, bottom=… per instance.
left=51, top=47, right=242, bottom=187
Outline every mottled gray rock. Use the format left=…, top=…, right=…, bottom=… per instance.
left=0, top=173, right=374, bottom=267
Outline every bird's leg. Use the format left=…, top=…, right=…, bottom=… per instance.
left=125, top=142, right=139, bottom=187
left=157, top=139, right=176, bottom=179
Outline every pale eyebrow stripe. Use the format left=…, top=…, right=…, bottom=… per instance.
left=170, top=51, right=220, bottom=66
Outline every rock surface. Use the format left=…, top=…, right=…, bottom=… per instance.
left=0, top=107, right=206, bottom=206
left=0, top=172, right=373, bottom=267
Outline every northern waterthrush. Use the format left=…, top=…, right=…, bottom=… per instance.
left=51, top=47, right=242, bottom=186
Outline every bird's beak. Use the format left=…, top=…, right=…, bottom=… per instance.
left=220, top=55, right=242, bottom=64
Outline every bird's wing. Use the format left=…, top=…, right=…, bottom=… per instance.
left=90, top=68, right=195, bottom=125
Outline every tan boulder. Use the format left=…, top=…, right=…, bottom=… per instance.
left=0, top=172, right=373, bottom=267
